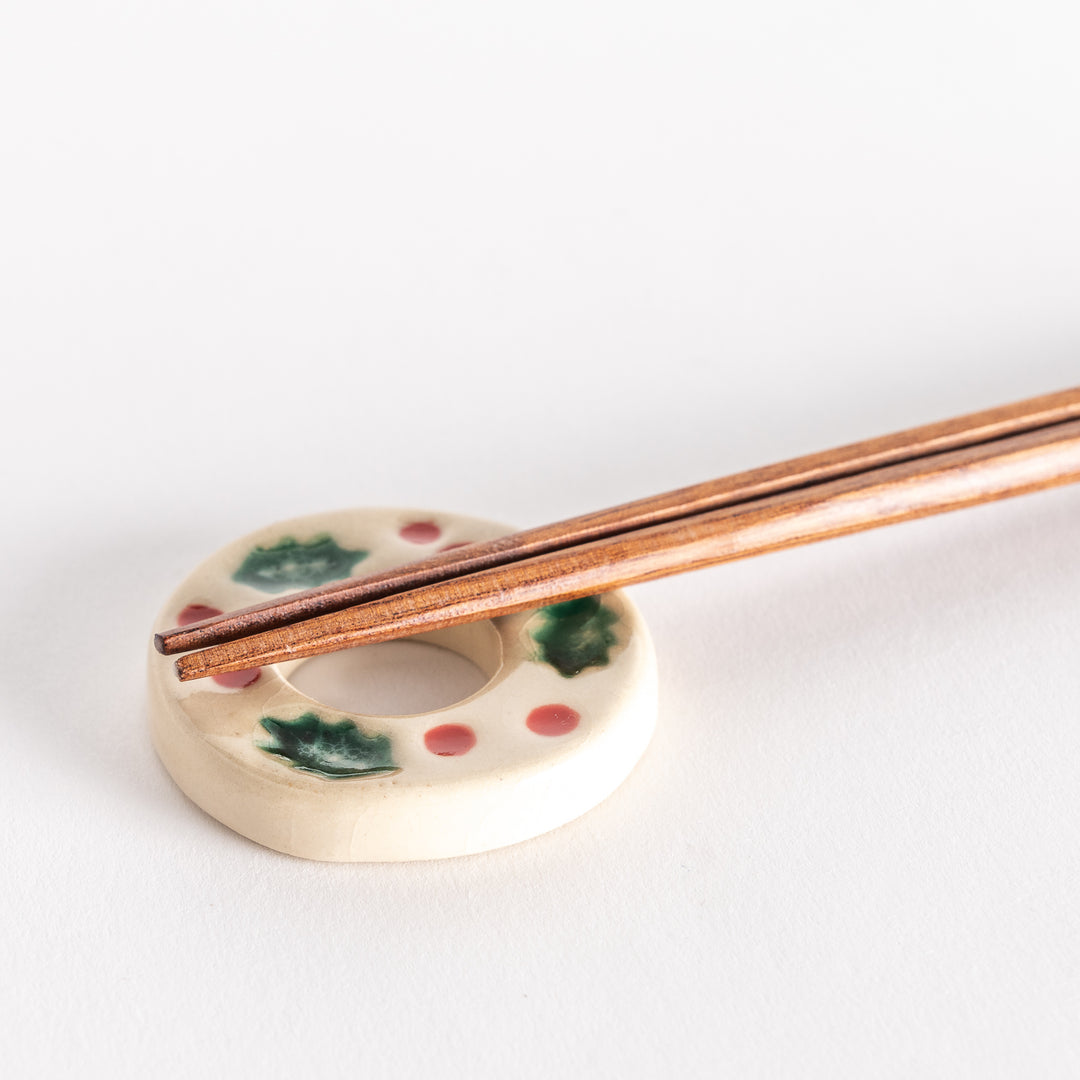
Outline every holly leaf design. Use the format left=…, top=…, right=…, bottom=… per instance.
left=233, top=534, right=368, bottom=592
left=256, top=712, right=398, bottom=779
left=530, top=596, right=619, bottom=678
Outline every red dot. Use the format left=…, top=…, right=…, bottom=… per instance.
left=424, top=723, right=476, bottom=756
left=177, top=603, right=223, bottom=626
left=526, top=704, right=581, bottom=736
left=400, top=521, right=442, bottom=544
left=438, top=541, right=471, bottom=552
left=211, top=668, right=262, bottom=689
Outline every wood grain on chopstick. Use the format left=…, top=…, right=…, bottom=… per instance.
left=174, top=416, right=1080, bottom=681
left=157, top=385, right=1080, bottom=656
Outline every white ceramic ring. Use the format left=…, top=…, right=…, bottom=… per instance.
left=148, top=508, right=658, bottom=861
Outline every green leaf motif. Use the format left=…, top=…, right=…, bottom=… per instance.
left=257, top=712, right=398, bottom=779
left=530, top=596, right=619, bottom=678
left=233, top=534, right=368, bottom=592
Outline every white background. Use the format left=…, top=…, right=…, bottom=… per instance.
left=3, top=2, right=1080, bottom=1076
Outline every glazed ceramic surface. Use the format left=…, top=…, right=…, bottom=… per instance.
left=148, top=508, right=659, bottom=861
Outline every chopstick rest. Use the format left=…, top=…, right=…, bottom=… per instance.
left=147, top=507, right=658, bottom=861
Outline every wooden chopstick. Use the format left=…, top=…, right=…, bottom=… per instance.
left=157, top=386, right=1080, bottom=657
left=174, top=413, right=1080, bottom=682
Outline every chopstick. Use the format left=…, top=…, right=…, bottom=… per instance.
left=173, top=408, right=1080, bottom=682
left=158, top=386, right=1080, bottom=658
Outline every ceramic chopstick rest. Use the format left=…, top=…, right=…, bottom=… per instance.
left=148, top=508, right=658, bottom=861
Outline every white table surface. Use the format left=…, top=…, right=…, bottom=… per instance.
left=3, top=3, right=1079, bottom=1076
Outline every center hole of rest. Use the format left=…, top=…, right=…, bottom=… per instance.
left=286, top=640, right=491, bottom=716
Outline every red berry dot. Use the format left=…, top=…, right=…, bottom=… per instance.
left=424, top=723, right=476, bottom=756
left=211, top=668, right=262, bottom=689
left=177, top=603, right=223, bottom=626
left=526, top=704, right=581, bottom=737
left=400, top=521, right=442, bottom=544
left=438, top=541, right=471, bottom=552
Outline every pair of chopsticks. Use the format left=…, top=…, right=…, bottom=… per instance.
left=160, top=387, right=1080, bottom=682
